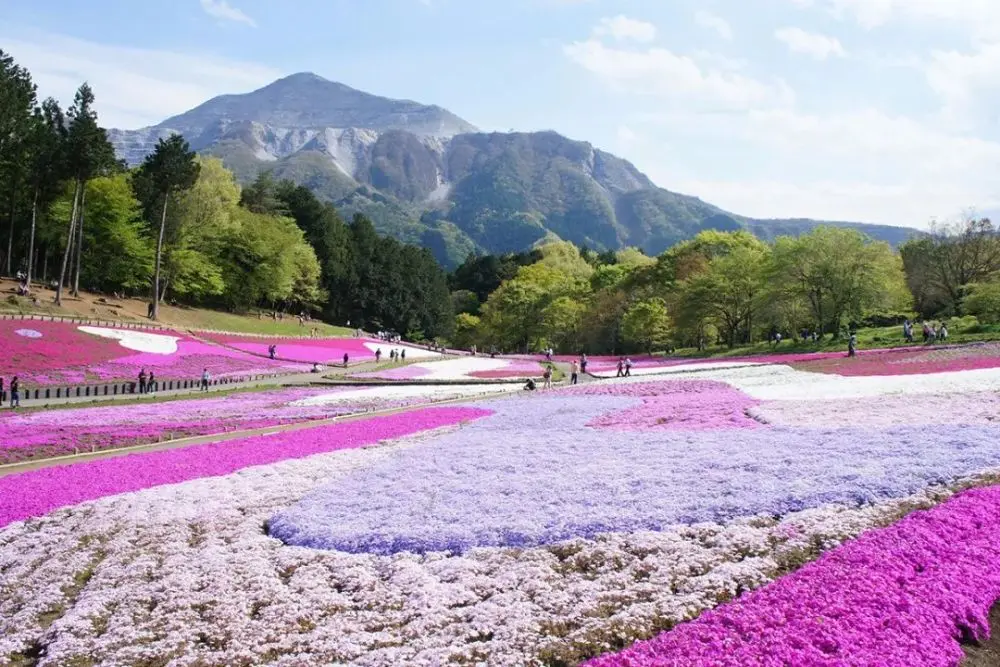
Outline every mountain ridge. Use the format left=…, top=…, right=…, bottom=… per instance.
left=109, top=73, right=923, bottom=267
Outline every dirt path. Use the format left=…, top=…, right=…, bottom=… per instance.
left=963, top=603, right=1000, bottom=666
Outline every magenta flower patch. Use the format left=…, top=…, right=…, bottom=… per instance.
left=586, top=484, right=1000, bottom=667
left=0, top=406, right=491, bottom=528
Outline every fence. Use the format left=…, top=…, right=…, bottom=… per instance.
left=0, top=313, right=172, bottom=331
left=0, top=370, right=305, bottom=407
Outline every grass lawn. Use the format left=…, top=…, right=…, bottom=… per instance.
left=0, top=280, right=352, bottom=337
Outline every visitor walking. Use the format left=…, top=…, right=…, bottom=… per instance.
left=343, top=352, right=349, bottom=367
left=400, top=349, right=406, bottom=361
left=939, top=322, right=949, bottom=341
left=903, top=320, right=913, bottom=343
left=580, top=353, right=588, bottom=375
left=616, top=358, right=624, bottom=378
left=543, top=365, right=553, bottom=389
left=847, top=333, right=857, bottom=358
left=138, top=368, right=148, bottom=394
left=0, top=377, right=4, bottom=404
left=10, top=376, right=20, bottom=408
left=200, top=368, right=210, bottom=391
left=375, top=348, right=382, bottom=363
left=570, top=360, right=579, bottom=385
left=148, top=371, right=156, bottom=393
left=268, top=344, right=276, bottom=360
left=624, top=357, right=633, bottom=377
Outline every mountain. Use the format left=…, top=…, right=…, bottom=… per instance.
left=110, top=73, right=923, bottom=268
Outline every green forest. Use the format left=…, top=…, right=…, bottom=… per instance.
left=3, top=49, right=1000, bottom=354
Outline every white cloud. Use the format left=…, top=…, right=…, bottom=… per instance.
left=632, top=107, right=1000, bottom=225
left=0, top=31, right=280, bottom=129
left=564, top=38, right=794, bottom=110
left=593, top=15, right=657, bottom=43
left=199, top=0, right=257, bottom=27
left=775, top=27, right=846, bottom=59
left=617, top=125, right=637, bottom=142
left=799, top=0, right=1000, bottom=38
left=925, top=42, right=1000, bottom=126
left=694, top=11, right=733, bottom=40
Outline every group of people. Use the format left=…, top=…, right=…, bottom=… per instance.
left=136, top=368, right=157, bottom=394
left=0, top=376, right=21, bottom=408
left=373, top=348, right=407, bottom=363
left=903, top=319, right=948, bottom=344
left=525, top=353, right=592, bottom=391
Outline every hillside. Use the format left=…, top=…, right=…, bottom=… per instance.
left=110, top=73, right=923, bottom=267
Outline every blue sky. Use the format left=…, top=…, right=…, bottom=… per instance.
left=3, top=0, right=999, bottom=226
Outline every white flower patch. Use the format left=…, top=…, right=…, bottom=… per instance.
left=13, top=329, right=42, bottom=338
left=400, top=356, right=511, bottom=380
left=78, top=326, right=181, bottom=355
left=665, top=364, right=1000, bottom=401
left=362, top=341, right=441, bottom=359
left=0, top=424, right=949, bottom=667
left=590, top=361, right=764, bottom=378
left=291, top=383, right=522, bottom=407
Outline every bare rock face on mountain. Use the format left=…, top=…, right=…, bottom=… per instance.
left=110, top=72, right=920, bottom=268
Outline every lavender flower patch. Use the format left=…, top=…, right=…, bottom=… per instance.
left=0, top=424, right=954, bottom=667
left=269, top=394, right=1000, bottom=555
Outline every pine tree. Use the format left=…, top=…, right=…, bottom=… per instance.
left=55, top=83, right=115, bottom=304
left=135, top=135, right=200, bottom=320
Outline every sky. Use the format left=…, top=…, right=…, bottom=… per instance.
left=3, top=0, right=999, bottom=228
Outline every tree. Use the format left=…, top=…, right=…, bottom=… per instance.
left=770, top=227, right=909, bottom=336
left=621, top=298, right=671, bottom=354
left=24, top=98, right=67, bottom=286
left=55, top=83, right=116, bottom=304
left=902, top=217, right=1000, bottom=316
left=135, top=135, right=200, bottom=319
left=964, top=280, right=1000, bottom=324
left=681, top=245, right=769, bottom=347
left=50, top=175, right=154, bottom=293
left=451, top=312, right=481, bottom=350
left=0, top=50, right=37, bottom=275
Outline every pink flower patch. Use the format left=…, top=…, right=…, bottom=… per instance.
left=566, top=380, right=761, bottom=430
left=0, top=406, right=492, bottom=528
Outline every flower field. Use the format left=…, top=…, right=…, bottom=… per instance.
left=203, top=333, right=442, bottom=364
left=0, top=383, right=521, bottom=464
left=1, top=320, right=305, bottom=386
left=4, top=359, right=1000, bottom=665
left=353, top=356, right=544, bottom=381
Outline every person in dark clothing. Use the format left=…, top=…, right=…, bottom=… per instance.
left=10, top=376, right=20, bottom=408
left=147, top=371, right=156, bottom=393
left=400, top=349, right=406, bottom=361
left=375, top=348, right=382, bottom=363
left=524, top=378, right=537, bottom=391
left=138, top=368, right=148, bottom=394
left=343, top=352, right=349, bottom=367
left=147, top=302, right=154, bottom=318
left=616, top=359, right=624, bottom=378
left=268, top=345, right=276, bottom=360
